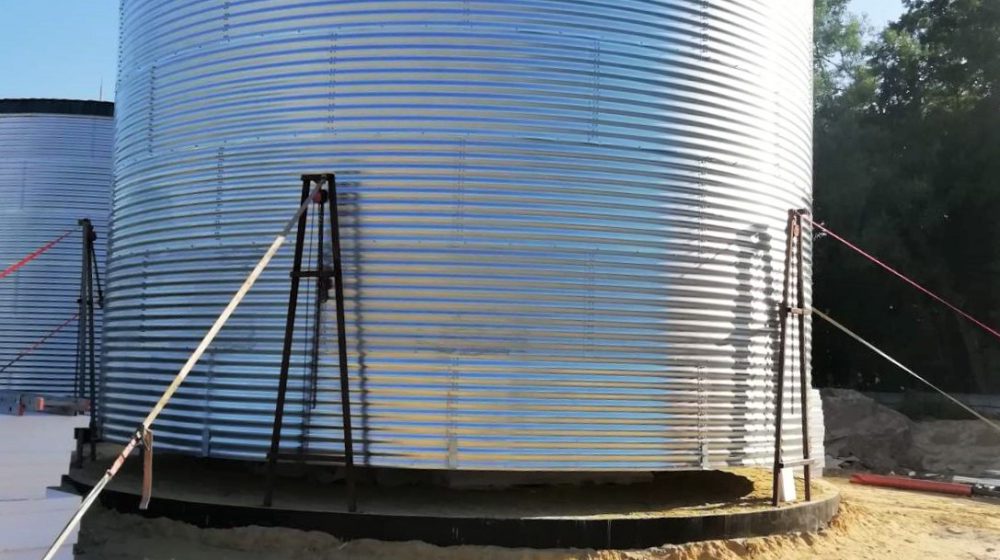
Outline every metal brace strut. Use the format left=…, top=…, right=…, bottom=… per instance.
left=139, top=428, right=154, bottom=510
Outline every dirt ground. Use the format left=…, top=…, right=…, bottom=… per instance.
left=76, top=475, right=1000, bottom=560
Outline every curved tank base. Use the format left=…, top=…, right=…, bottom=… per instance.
left=67, top=447, right=839, bottom=549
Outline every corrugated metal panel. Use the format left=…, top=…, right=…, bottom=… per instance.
left=105, top=0, right=817, bottom=470
left=0, top=107, right=113, bottom=395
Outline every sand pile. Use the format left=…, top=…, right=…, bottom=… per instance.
left=821, top=388, right=915, bottom=471
left=822, top=388, right=1000, bottom=476
left=911, top=419, right=1000, bottom=475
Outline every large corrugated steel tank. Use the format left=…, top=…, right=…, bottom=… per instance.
left=105, top=0, right=819, bottom=470
left=0, top=99, right=113, bottom=394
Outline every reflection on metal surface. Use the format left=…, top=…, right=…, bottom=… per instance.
left=105, top=1, right=818, bottom=470
left=0, top=100, right=113, bottom=394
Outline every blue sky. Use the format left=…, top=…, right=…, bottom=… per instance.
left=850, top=0, right=906, bottom=29
left=0, top=0, right=118, bottom=100
left=1, top=1, right=906, bottom=101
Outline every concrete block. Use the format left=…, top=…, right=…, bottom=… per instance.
left=777, top=467, right=797, bottom=503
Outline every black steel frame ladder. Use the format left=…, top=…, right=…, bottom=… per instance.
left=263, top=174, right=357, bottom=512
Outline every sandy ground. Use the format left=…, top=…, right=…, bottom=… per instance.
left=75, top=476, right=1000, bottom=560
left=70, top=391, right=1000, bottom=559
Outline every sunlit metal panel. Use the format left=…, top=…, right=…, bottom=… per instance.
left=105, top=0, right=818, bottom=470
left=0, top=99, right=113, bottom=395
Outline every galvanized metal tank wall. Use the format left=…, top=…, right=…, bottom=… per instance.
left=106, top=0, right=818, bottom=470
left=0, top=99, right=113, bottom=395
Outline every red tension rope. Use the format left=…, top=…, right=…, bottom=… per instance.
left=801, top=214, right=1000, bottom=344
left=0, top=312, right=80, bottom=375
left=0, top=230, right=75, bottom=280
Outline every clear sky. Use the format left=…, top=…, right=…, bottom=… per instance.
left=0, top=0, right=118, bottom=101
left=0, top=1, right=906, bottom=102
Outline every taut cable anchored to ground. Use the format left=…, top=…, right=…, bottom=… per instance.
left=801, top=214, right=1000, bottom=433
left=41, top=179, right=325, bottom=560
left=0, top=312, right=79, bottom=379
left=0, top=229, right=74, bottom=280
left=769, top=210, right=1000, bottom=504
left=812, top=308, right=1000, bottom=436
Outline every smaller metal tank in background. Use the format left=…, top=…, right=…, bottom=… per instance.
left=0, top=99, right=114, bottom=395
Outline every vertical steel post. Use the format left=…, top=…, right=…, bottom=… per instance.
left=795, top=211, right=812, bottom=501
left=327, top=173, right=357, bottom=513
left=90, top=246, right=104, bottom=309
left=84, top=220, right=98, bottom=460
left=72, top=331, right=82, bottom=399
left=310, top=197, right=326, bottom=409
left=74, top=222, right=87, bottom=401
left=73, top=220, right=89, bottom=468
left=263, top=178, right=311, bottom=507
left=76, top=219, right=99, bottom=461
left=770, top=210, right=795, bottom=507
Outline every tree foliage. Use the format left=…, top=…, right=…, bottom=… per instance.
left=813, top=0, right=1000, bottom=392
left=814, top=0, right=869, bottom=109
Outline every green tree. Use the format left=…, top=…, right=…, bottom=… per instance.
left=813, top=0, right=1000, bottom=392
left=814, top=0, right=869, bottom=110
left=812, top=0, right=885, bottom=389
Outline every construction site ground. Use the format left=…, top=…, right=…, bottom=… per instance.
left=73, top=474, right=1000, bottom=560
left=75, top=390, right=1000, bottom=559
